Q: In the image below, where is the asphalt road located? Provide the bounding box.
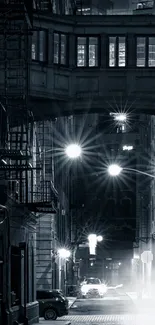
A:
[39,289,155,324]
[68,289,135,315]
[60,289,155,324]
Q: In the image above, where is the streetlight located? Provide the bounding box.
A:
[58,248,71,259]
[114,113,127,122]
[97,235,103,242]
[108,164,155,178]
[108,164,122,177]
[110,113,127,122]
[65,143,82,159]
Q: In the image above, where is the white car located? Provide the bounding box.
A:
[80,277,107,298]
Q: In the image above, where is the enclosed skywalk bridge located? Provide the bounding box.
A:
[29,13,155,119]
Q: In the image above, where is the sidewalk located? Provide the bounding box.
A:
[126,291,155,312]
[38,321,71,325]
[127,291,154,301]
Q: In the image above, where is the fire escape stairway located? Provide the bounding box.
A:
[0,1,35,206]
[0,1,58,212]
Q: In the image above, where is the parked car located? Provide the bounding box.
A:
[37,290,69,320]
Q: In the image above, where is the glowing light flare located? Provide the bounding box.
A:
[65,143,82,159]
[89,245,96,255]
[81,284,107,295]
[110,112,127,122]
[108,164,123,176]
[97,235,103,242]
[58,248,71,259]
[114,113,127,122]
[88,234,98,245]
[134,254,140,260]
[88,234,98,255]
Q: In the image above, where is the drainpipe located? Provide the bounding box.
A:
[19,242,28,325]
[0,205,10,325]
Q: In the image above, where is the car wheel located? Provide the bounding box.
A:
[44,308,57,320]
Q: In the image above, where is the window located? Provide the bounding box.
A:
[149,37,155,67]
[54,33,67,65]
[31,30,47,62]
[77,37,86,66]
[77,36,98,67]
[109,37,116,67]
[118,37,126,67]
[109,36,126,67]
[89,37,98,66]
[136,37,146,67]
[136,36,155,67]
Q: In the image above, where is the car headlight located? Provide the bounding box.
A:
[81,285,88,294]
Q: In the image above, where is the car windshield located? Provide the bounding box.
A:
[87,278,101,284]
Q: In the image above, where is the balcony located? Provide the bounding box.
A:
[27,180,58,213]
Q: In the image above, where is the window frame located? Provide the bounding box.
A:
[76,35,100,68]
[148,36,155,67]
[108,35,127,68]
[136,35,147,68]
[136,35,155,68]
[31,28,48,63]
[53,31,69,66]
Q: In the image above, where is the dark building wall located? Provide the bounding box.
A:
[0,203,39,325]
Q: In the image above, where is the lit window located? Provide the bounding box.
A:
[136,37,146,67]
[77,36,99,67]
[109,36,126,67]
[77,37,87,66]
[32,43,36,60]
[31,30,47,62]
[123,145,133,151]
[89,37,98,67]
[118,37,126,67]
[61,34,67,64]
[148,37,155,67]
[54,33,67,65]
[54,33,59,64]
[109,37,116,67]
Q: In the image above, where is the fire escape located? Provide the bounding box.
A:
[0,0,57,214]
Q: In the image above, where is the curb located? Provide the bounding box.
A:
[39,321,71,325]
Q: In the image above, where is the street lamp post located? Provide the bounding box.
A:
[65,143,82,291]
[58,249,71,295]
[108,163,154,298]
